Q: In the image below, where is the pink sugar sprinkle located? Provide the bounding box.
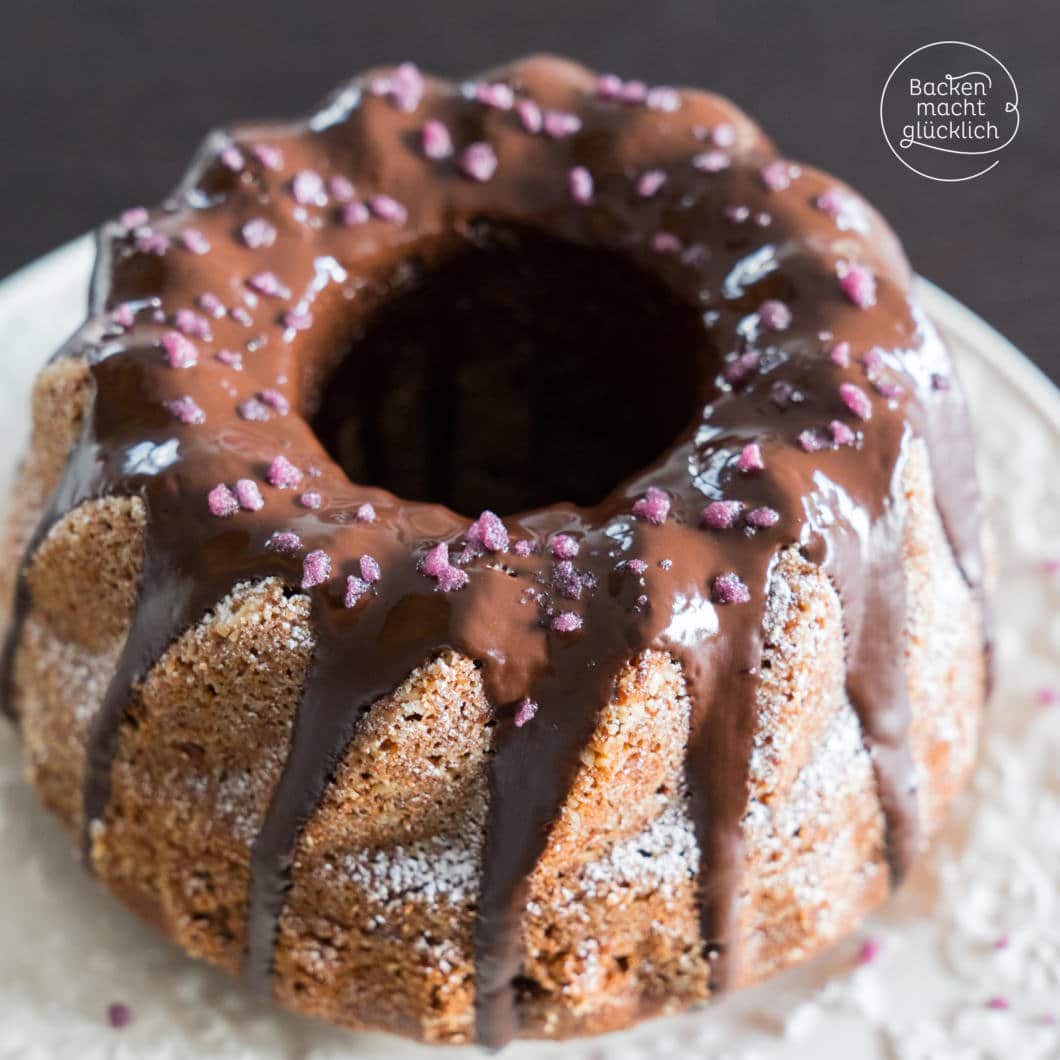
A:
[856,937,881,965]
[724,350,761,385]
[693,149,731,173]
[711,572,751,605]
[356,502,376,523]
[712,122,737,147]
[135,230,170,255]
[544,110,581,138]
[475,81,515,110]
[267,454,302,488]
[816,187,857,223]
[1037,686,1059,707]
[863,346,885,374]
[120,206,148,229]
[359,554,381,583]
[161,331,198,369]
[421,120,453,160]
[328,175,355,202]
[208,484,239,518]
[551,611,583,633]
[341,200,370,226]
[514,697,539,727]
[420,542,451,577]
[646,86,680,112]
[517,98,543,133]
[174,308,212,340]
[553,560,586,601]
[234,479,264,511]
[596,73,624,99]
[241,217,277,248]
[291,169,326,206]
[165,395,205,425]
[301,549,331,589]
[283,309,314,331]
[681,243,708,266]
[986,997,1010,1011]
[267,530,302,553]
[390,62,424,112]
[299,491,322,509]
[637,169,667,197]
[1042,557,1060,575]
[420,542,468,591]
[467,510,509,552]
[198,292,225,317]
[626,558,648,575]
[568,166,594,204]
[181,228,211,255]
[620,79,647,103]
[633,486,671,525]
[461,142,498,182]
[798,428,831,453]
[113,302,135,328]
[761,160,798,191]
[433,565,468,592]
[759,299,792,331]
[513,539,535,557]
[238,397,270,421]
[737,442,765,473]
[248,271,290,298]
[550,534,580,559]
[830,341,852,367]
[216,348,244,370]
[251,143,283,170]
[873,378,905,401]
[838,262,877,308]
[829,419,856,446]
[259,388,290,415]
[344,575,370,607]
[651,231,682,254]
[107,1003,132,1030]
[220,145,245,171]
[839,382,873,420]
[746,506,780,529]
[703,500,744,530]
[370,194,407,224]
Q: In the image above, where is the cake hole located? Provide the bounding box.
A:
[310,223,712,515]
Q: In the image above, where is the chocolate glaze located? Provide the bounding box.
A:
[0,56,986,1048]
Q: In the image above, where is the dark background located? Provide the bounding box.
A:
[2,1,1057,381]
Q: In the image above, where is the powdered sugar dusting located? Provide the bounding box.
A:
[579,802,699,900]
[338,824,483,910]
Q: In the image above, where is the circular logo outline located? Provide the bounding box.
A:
[879,40,1020,183]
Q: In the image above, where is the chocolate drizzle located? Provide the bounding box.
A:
[0,57,987,1047]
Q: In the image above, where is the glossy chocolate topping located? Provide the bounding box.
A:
[1,56,986,1048]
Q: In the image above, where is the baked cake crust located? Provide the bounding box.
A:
[0,56,987,1045]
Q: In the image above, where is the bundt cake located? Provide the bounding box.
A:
[0,56,989,1046]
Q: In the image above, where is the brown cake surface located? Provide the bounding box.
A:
[0,56,987,1046]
